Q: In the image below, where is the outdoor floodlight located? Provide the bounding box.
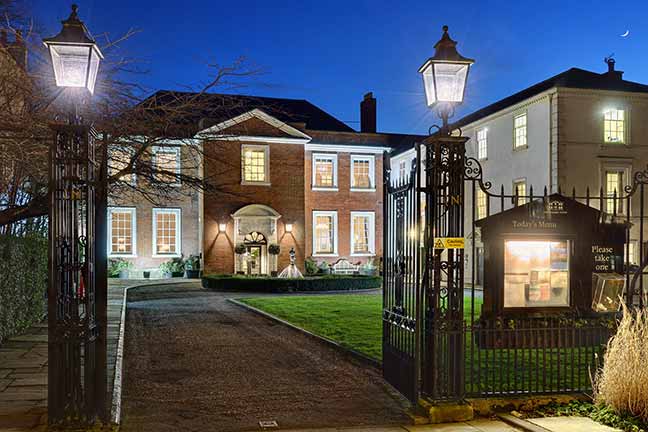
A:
[285,223,293,233]
[219,223,227,233]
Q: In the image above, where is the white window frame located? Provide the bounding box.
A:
[626,240,637,265]
[312,153,338,191]
[153,146,181,186]
[152,208,182,258]
[477,128,488,160]
[107,207,137,257]
[603,167,630,215]
[109,146,136,186]
[399,160,407,180]
[603,108,626,144]
[312,210,338,257]
[350,211,375,256]
[241,144,270,186]
[350,154,376,192]
[513,178,527,206]
[513,112,528,150]
[476,189,488,219]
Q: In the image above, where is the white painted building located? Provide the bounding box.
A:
[391,60,648,285]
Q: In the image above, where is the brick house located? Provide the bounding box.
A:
[109,92,422,275]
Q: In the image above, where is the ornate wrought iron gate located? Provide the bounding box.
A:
[383,156,420,402]
[384,133,648,404]
[48,123,107,424]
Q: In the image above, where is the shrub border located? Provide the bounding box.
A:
[201,274,382,293]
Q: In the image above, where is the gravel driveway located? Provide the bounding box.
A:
[120,284,410,432]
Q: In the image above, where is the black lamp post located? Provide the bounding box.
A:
[418,26,474,399]
[418,25,474,133]
[45,4,107,426]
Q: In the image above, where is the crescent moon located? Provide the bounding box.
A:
[621,30,630,37]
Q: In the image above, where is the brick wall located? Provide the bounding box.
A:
[202,121,306,274]
[304,151,383,266]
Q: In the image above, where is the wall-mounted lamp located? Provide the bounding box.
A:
[285,223,293,233]
[219,223,227,233]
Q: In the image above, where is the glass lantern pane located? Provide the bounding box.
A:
[433,62,469,103]
[86,48,101,94]
[49,44,91,88]
[421,64,436,107]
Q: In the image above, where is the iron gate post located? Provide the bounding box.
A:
[421,134,469,401]
[48,121,105,426]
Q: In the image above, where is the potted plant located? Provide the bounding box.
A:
[318,261,331,275]
[108,258,133,279]
[185,254,201,279]
[268,244,280,277]
[160,256,185,278]
[235,243,247,275]
[143,270,151,279]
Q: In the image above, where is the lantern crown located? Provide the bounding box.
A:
[430,25,473,65]
[43,5,99,48]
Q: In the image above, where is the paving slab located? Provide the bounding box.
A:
[528,416,621,432]
[406,423,480,432]
[466,418,524,432]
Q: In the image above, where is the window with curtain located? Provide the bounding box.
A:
[153,208,181,256]
[351,212,375,255]
[242,145,268,183]
[109,208,135,256]
[351,155,374,189]
[604,109,625,143]
[313,211,337,255]
[313,154,337,188]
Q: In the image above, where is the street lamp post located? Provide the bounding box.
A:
[419,26,474,400]
[45,4,108,426]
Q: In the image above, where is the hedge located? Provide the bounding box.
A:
[0,235,47,345]
[201,274,382,293]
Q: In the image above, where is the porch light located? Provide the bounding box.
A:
[285,223,293,233]
[419,25,473,108]
[219,223,227,233]
[43,4,103,94]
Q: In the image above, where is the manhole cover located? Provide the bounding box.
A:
[259,420,279,429]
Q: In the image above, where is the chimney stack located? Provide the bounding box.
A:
[604,56,623,81]
[360,92,377,133]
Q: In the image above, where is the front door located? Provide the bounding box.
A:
[246,246,262,275]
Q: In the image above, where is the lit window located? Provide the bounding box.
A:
[504,240,570,308]
[153,146,181,185]
[605,170,625,214]
[313,211,337,255]
[627,242,637,265]
[476,189,487,219]
[351,212,375,255]
[241,145,269,184]
[351,155,375,190]
[109,147,136,185]
[514,113,527,149]
[513,179,527,206]
[153,208,181,257]
[399,160,407,181]
[604,109,625,144]
[312,154,337,189]
[477,128,488,160]
[108,208,136,256]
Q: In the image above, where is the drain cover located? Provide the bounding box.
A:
[259,420,279,429]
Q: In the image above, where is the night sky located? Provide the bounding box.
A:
[32,0,648,135]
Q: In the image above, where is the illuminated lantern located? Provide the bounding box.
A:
[419,25,474,108]
[43,4,103,94]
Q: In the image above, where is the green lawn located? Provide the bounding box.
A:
[239,293,607,395]
[239,294,481,360]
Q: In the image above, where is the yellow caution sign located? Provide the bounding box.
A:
[433,237,465,249]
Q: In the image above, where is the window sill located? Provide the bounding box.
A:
[108,253,137,258]
[153,253,182,258]
[351,188,376,193]
[512,145,528,152]
[312,187,339,192]
[351,252,375,257]
[478,157,488,162]
[241,181,271,187]
[313,253,338,257]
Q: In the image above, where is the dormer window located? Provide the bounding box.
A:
[604,109,625,144]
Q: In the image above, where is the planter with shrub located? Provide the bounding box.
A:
[184,254,201,278]
[108,258,134,279]
[202,274,381,293]
[159,256,185,278]
[268,244,280,276]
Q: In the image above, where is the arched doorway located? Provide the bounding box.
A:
[232,204,281,274]
[242,231,267,275]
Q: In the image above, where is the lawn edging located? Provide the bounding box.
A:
[202,274,381,293]
[228,298,381,369]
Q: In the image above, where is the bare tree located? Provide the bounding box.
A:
[0,2,265,232]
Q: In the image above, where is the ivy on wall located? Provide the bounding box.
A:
[0,235,47,345]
